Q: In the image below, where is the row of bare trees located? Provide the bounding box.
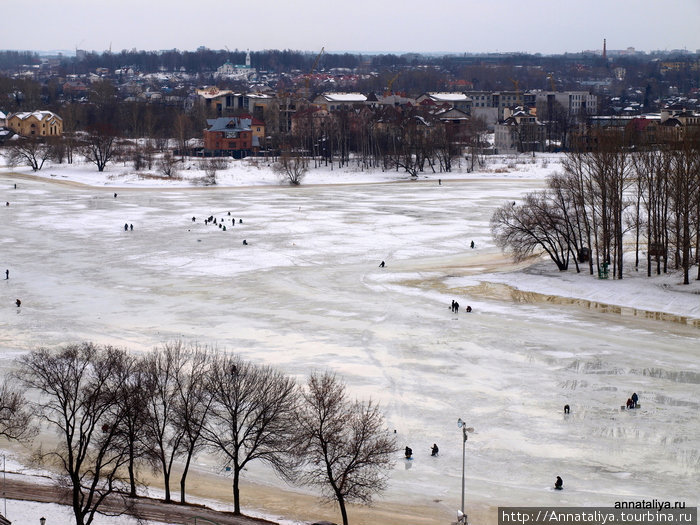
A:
[492,130,700,283]
[283,106,488,176]
[1,341,396,525]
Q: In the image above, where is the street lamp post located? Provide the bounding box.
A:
[457,418,474,524]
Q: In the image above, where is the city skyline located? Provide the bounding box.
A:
[3,0,700,56]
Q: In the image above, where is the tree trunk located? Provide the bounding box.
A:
[233,467,241,515]
[337,492,349,525]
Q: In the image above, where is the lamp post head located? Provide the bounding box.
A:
[40,518,46,525]
[457,419,474,442]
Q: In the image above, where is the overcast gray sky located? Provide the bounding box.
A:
[4,0,700,55]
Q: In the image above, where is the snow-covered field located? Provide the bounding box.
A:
[0,153,698,525]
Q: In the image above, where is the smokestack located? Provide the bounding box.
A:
[603,38,607,60]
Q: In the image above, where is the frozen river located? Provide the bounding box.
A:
[1,174,698,524]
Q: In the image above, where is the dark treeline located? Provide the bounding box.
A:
[492,130,700,284]
[0,50,40,69]
[66,49,392,75]
[1,341,397,525]
[280,103,488,175]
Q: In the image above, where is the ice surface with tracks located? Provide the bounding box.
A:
[0,161,698,522]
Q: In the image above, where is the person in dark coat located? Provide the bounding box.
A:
[555,476,563,490]
[466,305,472,312]
[379,261,385,267]
[631,393,638,408]
[124,223,128,231]
[15,299,21,307]
[405,446,413,459]
[5,269,8,280]
[564,404,570,414]
[431,443,439,456]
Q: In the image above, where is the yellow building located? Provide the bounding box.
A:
[7,111,63,137]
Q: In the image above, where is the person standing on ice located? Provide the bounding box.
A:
[379,261,385,267]
[555,476,563,490]
[5,269,8,279]
[431,444,439,456]
[470,240,475,249]
[451,300,455,312]
[631,392,638,408]
[405,446,413,459]
[626,398,633,409]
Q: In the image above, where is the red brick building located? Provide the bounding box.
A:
[203,117,254,157]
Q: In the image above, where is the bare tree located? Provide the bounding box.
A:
[7,137,52,171]
[158,151,179,178]
[491,191,574,271]
[203,354,299,515]
[274,151,308,185]
[295,372,397,525]
[173,344,213,504]
[201,157,228,185]
[83,124,119,172]
[141,341,188,503]
[0,381,35,441]
[15,343,132,525]
[113,353,150,498]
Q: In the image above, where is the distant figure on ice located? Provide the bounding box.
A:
[626,398,634,409]
[5,202,9,206]
[192,216,196,222]
[228,211,231,216]
[15,299,21,307]
[438,179,441,185]
[130,224,133,231]
[379,261,385,268]
[454,301,460,313]
[114,193,117,198]
[555,476,563,490]
[451,300,456,312]
[405,446,413,459]
[243,239,248,245]
[431,443,439,456]
[5,269,8,279]
[564,404,570,414]
[124,223,128,231]
[239,218,242,223]
[470,240,475,249]
[466,305,472,313]
[631,392,638,408]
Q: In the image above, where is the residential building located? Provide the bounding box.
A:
[494,107,545,153]
[416,93,472,113]
[196,88,273,119]
[203,117,254,157]
[7,111,63,137]
[536,91,598,116]
[312,93,367,111]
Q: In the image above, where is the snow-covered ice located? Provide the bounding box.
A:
[0,154,698,524]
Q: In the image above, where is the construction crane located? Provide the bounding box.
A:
[385,71,401,96]
[546,73,556,91]
[510,78,522,107]
[305,46,325,92]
